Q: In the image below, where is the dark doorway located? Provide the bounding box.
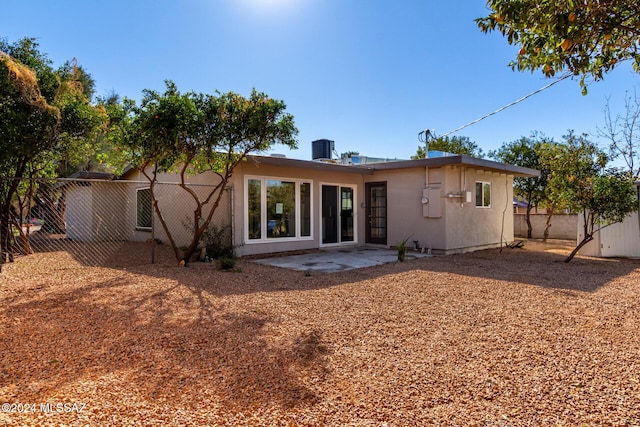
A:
[366,182,387,245]
[322,185,338,244]
[322,184,356,245]
[340,187,354,242]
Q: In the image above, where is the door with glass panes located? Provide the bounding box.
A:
[321,185,355,244]
[365,182,387,245]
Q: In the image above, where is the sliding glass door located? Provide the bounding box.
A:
[322,184,355,245]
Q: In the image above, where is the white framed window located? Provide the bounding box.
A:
[475,181,491,208]
[245,176,312,243]
[136,187,152,229]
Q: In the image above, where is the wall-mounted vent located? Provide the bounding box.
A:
[312,139,334,160]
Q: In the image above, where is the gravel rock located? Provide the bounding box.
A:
[1,240,638,426]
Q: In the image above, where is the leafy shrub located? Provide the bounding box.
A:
[218,256,236,271]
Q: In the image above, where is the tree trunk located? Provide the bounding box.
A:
[0,208,8,272]
[180,184,227,267]
[180,210,203,267]
[0,163,30,270]
[542,212,553,243]
[0,203,17,269]
[564,235,593,263]
[151,193,180,263]
[0,199,16,269]
[11,217,32,255]
[525,204,533,238]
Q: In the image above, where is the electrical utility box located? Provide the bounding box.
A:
[422,187,441,218]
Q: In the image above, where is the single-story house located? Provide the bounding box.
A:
[104,151,539,257]
[578,182,640,258]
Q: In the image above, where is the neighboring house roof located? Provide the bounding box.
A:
[54,170,118,189]
[246,154,540,178]
[513,198,529,208]
[67,171,118,180]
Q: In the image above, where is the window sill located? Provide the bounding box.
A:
[245,236,314,244]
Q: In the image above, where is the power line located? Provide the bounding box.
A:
[430,73,573,139]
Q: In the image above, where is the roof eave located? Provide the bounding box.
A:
[245,155,375,175]
[368,155,540,178]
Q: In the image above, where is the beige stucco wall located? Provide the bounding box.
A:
[65,170,230,248]
[124,171,230,248]
[444,168,514,253]
[365,166,514,254]
[65,185,93,241]
[96,161,522,257]
[65,182,130,242]
[363,167,446,250]
[91,182,129,241]
[514,213,578,240]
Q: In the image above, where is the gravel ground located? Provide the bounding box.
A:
[1,240,639,426]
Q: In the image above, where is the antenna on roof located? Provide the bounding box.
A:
[418,129,435,143]
[418,129,436,157]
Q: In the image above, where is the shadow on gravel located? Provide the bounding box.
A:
[413,243,640,293]
[2,240,639,423]
[0,275,330,412]
[10,237,640,295]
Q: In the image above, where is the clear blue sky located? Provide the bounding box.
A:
[2,0,639,161]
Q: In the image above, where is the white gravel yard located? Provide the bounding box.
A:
[1,240,639,426]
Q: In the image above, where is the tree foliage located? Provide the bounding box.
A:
[476,0,640,93]
[107,81,298,265]
[412,135,484,159]
[540,132,638,262]
[490,135,552,238]
[0,37,106,269]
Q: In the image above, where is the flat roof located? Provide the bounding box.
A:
[245,155,375,175]
[247,154,540,178]
[368,155,540,177]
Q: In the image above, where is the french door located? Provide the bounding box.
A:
[365,182,387,245]
[321,185,355,245]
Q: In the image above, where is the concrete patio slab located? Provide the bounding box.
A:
[252,247,431,273]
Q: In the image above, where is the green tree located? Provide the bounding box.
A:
[0,37,106,268]
[340,151,359,160]
[535,140,572,242]
[57,58,95,100]
[490,135,552,239]
[107,81,298,266]
[412,135,484,159]
[542,132,638,262]
[476,1,640,93]
[1,47,59,267]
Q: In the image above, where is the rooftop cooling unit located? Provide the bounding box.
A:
[312,139,334,160]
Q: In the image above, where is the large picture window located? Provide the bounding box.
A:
[267,180,296,238]
[475,181,491,208]
[246,177,312,242]
[136,188,152,229]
